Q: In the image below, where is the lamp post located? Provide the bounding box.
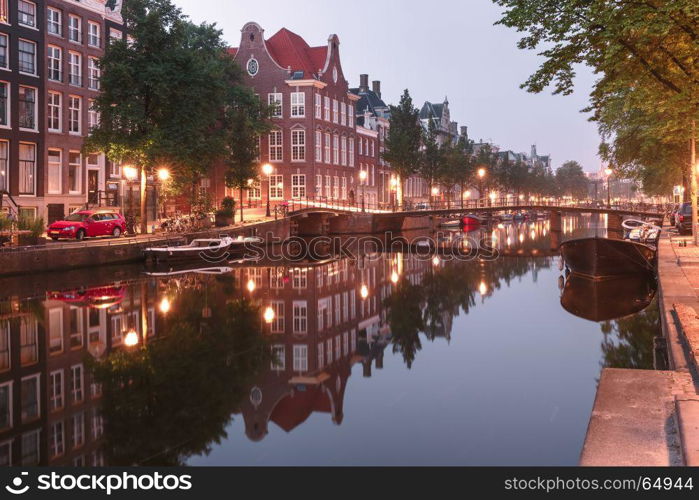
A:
[390,176,398,212]
[156,168,170,220]
[431,186,439,209]
[123,165,138,225]
[359,169,367,212]
[605,167,613,209]
[478,168,486,207]
[262,163,273,217]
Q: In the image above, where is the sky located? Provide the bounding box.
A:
[173,0,602,173]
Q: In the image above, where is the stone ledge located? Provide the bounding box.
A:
[675,398,699,466]
[672,303,699,369]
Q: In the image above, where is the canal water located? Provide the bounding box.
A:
[0,215,662,466]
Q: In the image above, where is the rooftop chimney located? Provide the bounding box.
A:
[460,126,468,139]
[359,74,369,92]
[372,80,381,98]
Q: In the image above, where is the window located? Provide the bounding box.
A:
[291,174,305,199]
[342,177,347,199]
[69,96,81,134]
[333,134,339,164]
[21,430,39,466]
[20,374,39,422]
[69,307,83,348]
[268,130,282,161]
[88,57,100,89]
[48,92,61,132]
[0,34,7,69]
[69,15,81,43]
[315,174,321,197]
[0,321,8,371]
[349,138,355,167]
[47,7,61,36]
[109,28,122,43]
[71,364,83,403]
[88,21,100,47]
[270,301,284,334]
[72,412,85,448]
[69,52,81,86]
[268,93,282,118]
[18,39,36,75]
[269,174,282,200]
[324,174,331,198]
[323,96,330,121]
[292,345,308,372]
[341,136,347,166]
[48,45,62,81]
[291,129,305,161]
[18,143,35,195]
[271,345,285,370]
[314,93,321,119]
[332,99,338,123]
[68,152,81,193]
[0,382,11,430]
[314,130,322,161]
[292,301,307,333]
[290,91,305,117]
[349,102,354,125]
[317,342,324,368]
[49,370,63,411]
[248,180,260,200]
[18,0,35,28]
[48,309,63,354]
[88,99,99,131]
[18,86,36,129]
[292,268,307,289]
[341,102,347,126]
[333,176,339,199]
[0,82,7,126]
[323,132,330,163]
[49,421,64,457]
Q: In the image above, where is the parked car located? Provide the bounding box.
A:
[414,202,430,210]
[47,210,126,241]
[675,202,693,235]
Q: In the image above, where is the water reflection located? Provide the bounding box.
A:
[0,215,660,466]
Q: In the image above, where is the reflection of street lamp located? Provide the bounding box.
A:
[262,163,273,217]
[390,271,399,284]
[264,306,275,324]
[604,167,613,208]
[432,255,440,267]
[359,170,367,212]
[159,297,171,314]
[124,328,139,347]
[390,176,398,212]
[246,279,256,293]
[478,281,487,295]
[360,284,369,299]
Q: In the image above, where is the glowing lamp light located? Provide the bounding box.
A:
[478,168,486,179]
[479,281,488,295]
[246,279,256,293]
[247,178,254,186]
[157,168,170,181]
[159,297,171,314]
[360,285,369,299]
[519,194,525,200]
[463,190,471,199]
[359,170,368,182]
[390,271,399,284]
[432,256,440,266]
[262,163,274,176]
[604,168,613,176]
[489,192,496,201]
[123,165,138,181]
[390,177,398,188]
[263,306,275,324]
[431,187,439,196]
[124,329,139,347]
[519,233,525,243]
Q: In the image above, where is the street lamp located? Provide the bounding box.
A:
[264,306,275,324]
[124,328,139,347]
[478,168,486,206]
[122,165,138,220]
[158,297,171,314]
[604,167,613,209]
[359,170,367,212]
[262,163,273,217]
[157,168,170,182]
[156,168,170,220]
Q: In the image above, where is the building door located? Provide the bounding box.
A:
[88,170,99,205]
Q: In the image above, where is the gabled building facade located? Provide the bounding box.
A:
[220,23,360,210]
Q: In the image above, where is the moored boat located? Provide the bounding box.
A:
[439,219,462,228]
[145,236,238,263]
[461,214,482,228]
[560,236,657,279]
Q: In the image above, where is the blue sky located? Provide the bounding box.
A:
[174,0,601,172]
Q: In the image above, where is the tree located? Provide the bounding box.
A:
[438,138,472,209]
[86,0,235,232]
[473,144,498,202]
[494,0,698,237]
[555,161,589,199]
[222,89,273,223]
[383,90,423,208]
[384,278,424,369]
[419,116,444,207]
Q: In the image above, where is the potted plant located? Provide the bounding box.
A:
[215,197,236,227]
[18,216,46,246]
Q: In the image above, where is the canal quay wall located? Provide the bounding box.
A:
[581,231,699,466]
[0,213,436,277]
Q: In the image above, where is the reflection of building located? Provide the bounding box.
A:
[0,280,155,465]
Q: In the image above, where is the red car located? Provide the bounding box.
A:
[47,210,126,241]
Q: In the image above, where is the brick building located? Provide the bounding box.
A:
[218,23,361,211]
[0,0,123,224]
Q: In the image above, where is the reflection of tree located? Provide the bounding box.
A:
[599,299,659,370]
[90,285,269,465]
[384,278,424,369]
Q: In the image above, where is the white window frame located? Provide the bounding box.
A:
[69,95,81,135]
[341,136,347,166]
[290,91,305,117]
[271,344,285,370]
[291,129,305,161]
[69,52,81,87]
[68,151,81,194]
[341,102,347,126]
[18,85,37,131]
[0,81,9,128]
[88,57,100,90]
[0,34,8,70]
[71,364,83,403]
[268,130,282,162]
[49,369,64,411]
[68,15,81,44]
[18,142,36,196]
[349,137,355,167]
[268,92,282,118]
[323,96,330,121]
[47,7,62,36]
[323,132,330,163]
[292,301,307,334]
[333,133,339,164]
[314,93,321,119]
[17,39,36,76]
[47,45,62,82]
[88,21,100,47]
[17,0,36,28]
[269,174,283,200]
[88,99,99,131]
[291,174,305,199]
[270,301,284,334]
[293,345,308,372]
[314,130,322,162]
[48,91,61,132]
[20,373,39,422]
[332,99,338,123]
